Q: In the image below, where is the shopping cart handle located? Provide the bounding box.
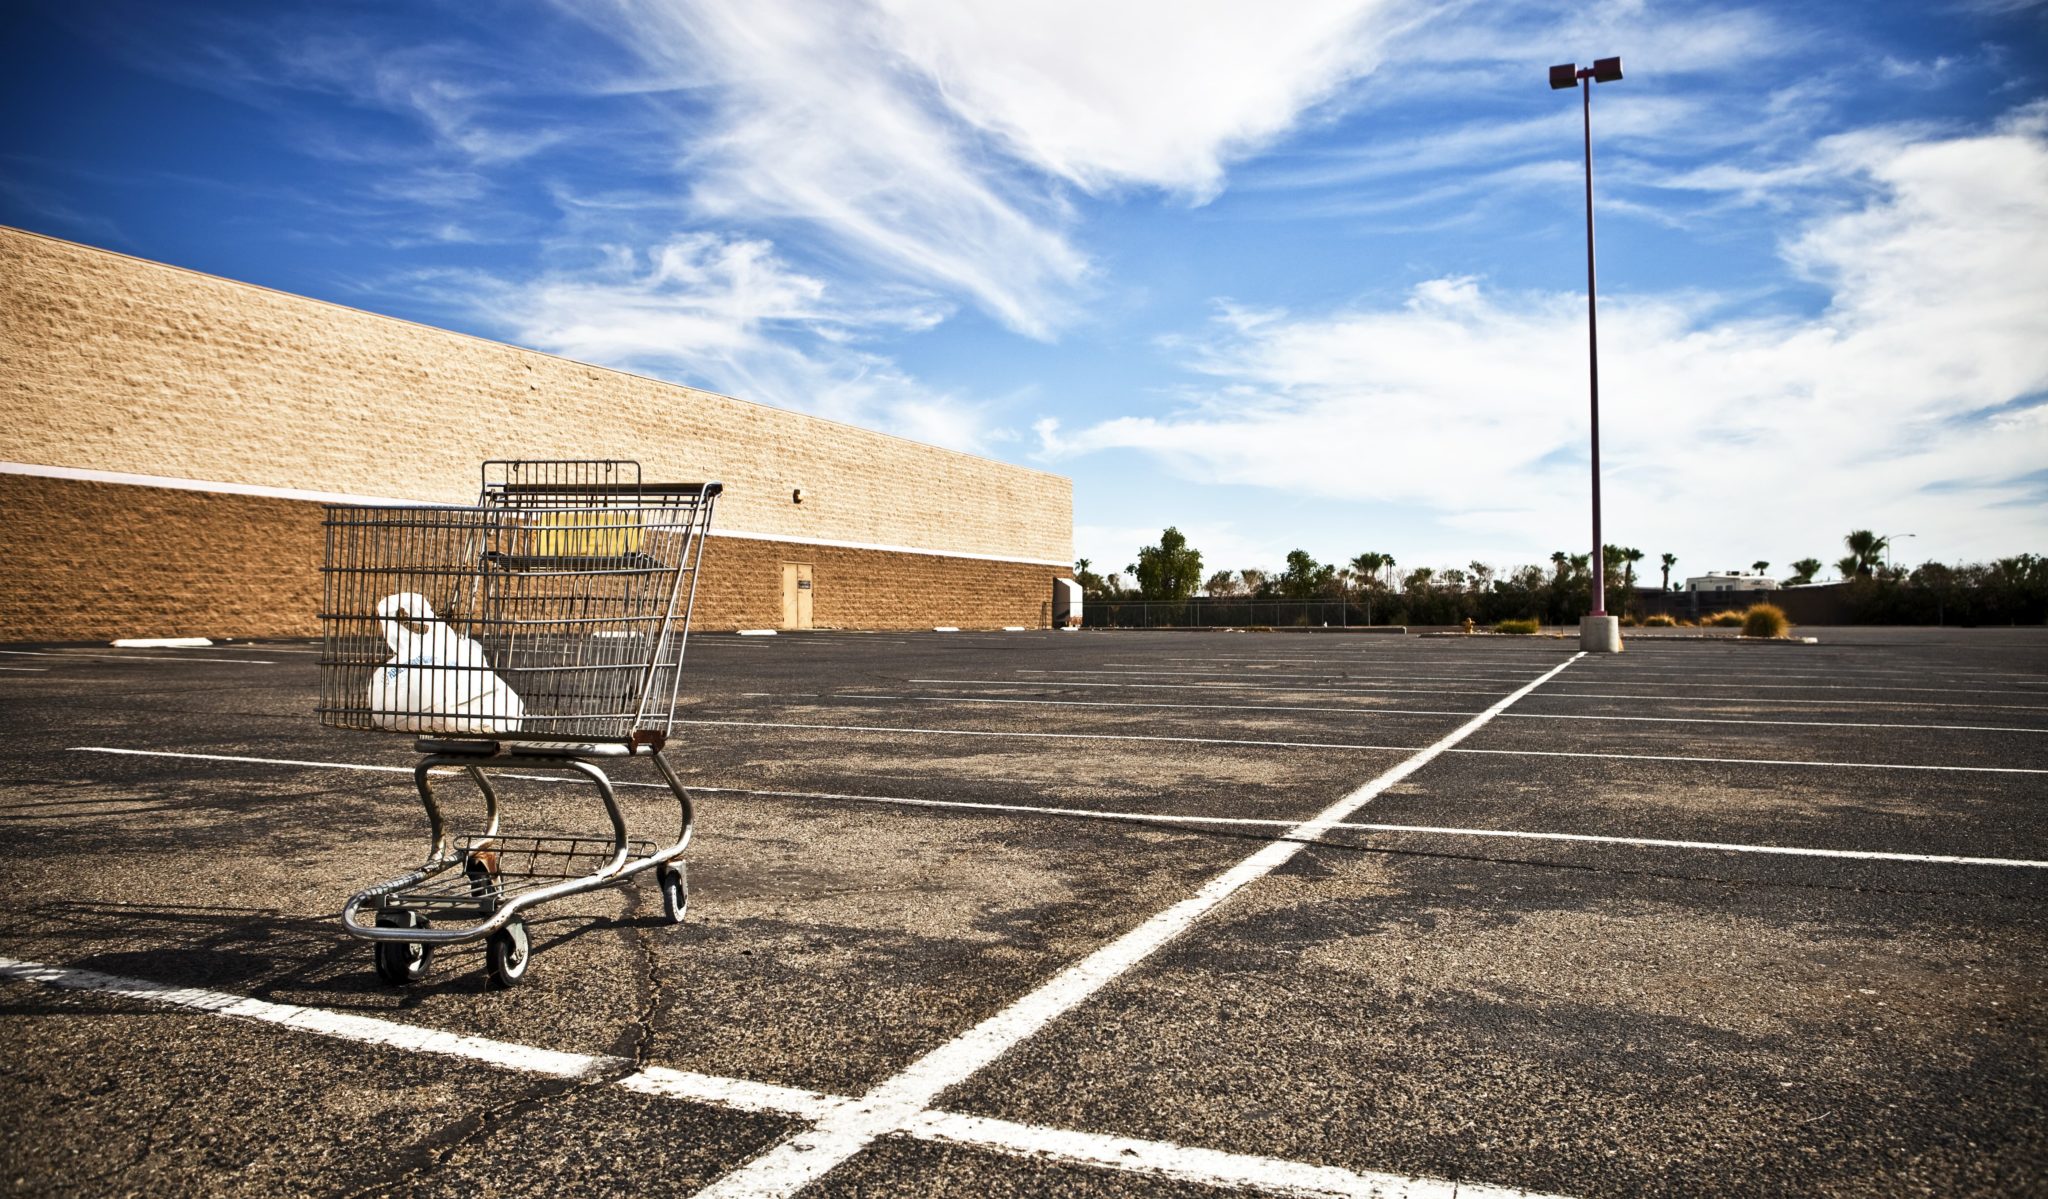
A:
[487,481,723,499]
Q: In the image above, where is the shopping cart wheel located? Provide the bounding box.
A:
[373,910,434,986]
[658,863,689,924]
[486,919,530,988]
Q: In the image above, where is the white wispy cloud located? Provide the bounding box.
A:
[449,231,992,451]
[877,0,1407,198]
[560,0,1414,336]
[1040,108,2048,567]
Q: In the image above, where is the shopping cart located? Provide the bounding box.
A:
[320,461,721,987]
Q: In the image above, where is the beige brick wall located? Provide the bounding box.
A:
[0,227,1070,564]
[1,474,1061,640]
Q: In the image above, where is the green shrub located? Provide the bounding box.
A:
[1493,618,1540,635]
[1641,613,1677,627]
[1743,603,1790,638]
[1704,610,1746,627]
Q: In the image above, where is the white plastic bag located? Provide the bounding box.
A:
[370,592,525,734]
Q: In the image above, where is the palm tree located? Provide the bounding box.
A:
[1752,560,1770,576]
[1660,552,1677,591]
[1382,555,1398,590]
[1787,558,1822,585]
[1350,552,1388,587]
[1551,550,1568,582]
[1349,553,1389,624]
[1622,547,1644,589]
[1843,530,1888,577]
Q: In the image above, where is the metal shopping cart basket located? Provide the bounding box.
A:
[320,460,721,987]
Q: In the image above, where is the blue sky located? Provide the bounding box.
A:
[6,0,2045,583]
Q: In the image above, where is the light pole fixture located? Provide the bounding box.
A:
[1551,55,1623,649]
[1886,532,1916,574]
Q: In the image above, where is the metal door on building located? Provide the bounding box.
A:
[781,563,814,629]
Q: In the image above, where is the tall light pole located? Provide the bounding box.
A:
[1885,533,1916,574]
[1551,56,1623,651]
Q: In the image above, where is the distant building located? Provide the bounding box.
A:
[1685,571,1780,593]
[1,228,1073,639]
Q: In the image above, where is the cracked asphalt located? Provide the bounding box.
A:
[1,626,2043,1197]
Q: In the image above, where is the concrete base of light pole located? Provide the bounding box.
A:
[1580,615,1623,653]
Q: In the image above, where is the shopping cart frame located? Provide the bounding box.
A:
[323,461,721,987]
[338,738,695,986]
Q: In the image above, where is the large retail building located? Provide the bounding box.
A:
[0,227,1072,640]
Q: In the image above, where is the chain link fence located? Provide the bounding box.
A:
[1083,599,1386,629]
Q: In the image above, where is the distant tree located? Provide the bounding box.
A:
[1468,561,1495,592]
[1382,555,1398,589]
[1551,550,1568,582]
[1204,569,1241,597]
[1278,550,1335,599]
[1659,552,1677,591]
[1132,527,1205,602]
[1073,557,1108,597]
[1349,554,1392,624]
[1621,547,1644,589]
[1350,552,1390,598]
[1843,530,1888,577]
[1786,558,1823,585]
[1602,543,1630,601]
[1835,555,1860,581]
[1405,566,1436,589]
[1239,569,1267,596]
[1752,560,1770,576]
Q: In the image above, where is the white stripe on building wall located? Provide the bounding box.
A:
[0,461,1071,568]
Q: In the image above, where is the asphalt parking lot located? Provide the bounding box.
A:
[2,626,2044,1197]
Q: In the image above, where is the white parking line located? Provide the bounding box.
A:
[0,956,1562,1199]
[837,691,2048,739]
[1532,692,2048,713]
[1449,746,2047,775]
[64,747,2048,863]
[1140,658,2048,686]
[905,1109,1544,1198]
[914,677,1500,698]
[898,683,2048,733]
[1003,672,2048,709]
[674,718,1415,754]
[0,957,617,1077]
[0,649,277,665]
[1312,823,2048,868]
[0,666,50,672]
[1505,711,2046,734]
[701,710,2048,751]
[618,1065,842,1121]
[1036,668,1542,685]
[840,692,1469,717]
[71,720,2048,793]
[689,654,1589,1199]
[1016,669,2048,710]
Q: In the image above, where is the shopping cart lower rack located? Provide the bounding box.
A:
[319,460,721,988]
